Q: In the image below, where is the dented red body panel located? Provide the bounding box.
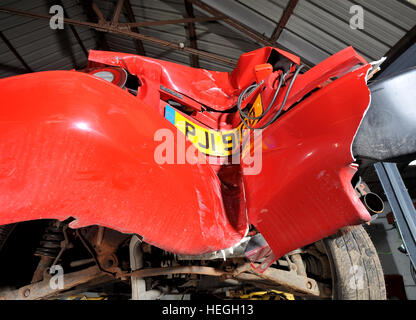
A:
[0,46,372,257]
[0,71,246,254]
[243,65,372,258]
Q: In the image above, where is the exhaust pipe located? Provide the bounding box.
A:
[355,180,384,216]
[362,192,384,215]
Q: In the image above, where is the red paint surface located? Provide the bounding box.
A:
[0,71,246,254]
[243,64,372,257]
[0,46,373,258]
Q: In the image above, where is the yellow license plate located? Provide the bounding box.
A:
[164,95,263,157]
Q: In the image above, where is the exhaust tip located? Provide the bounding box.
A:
[363,193,384,215]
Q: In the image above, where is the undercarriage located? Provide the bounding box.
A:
[0,217,385,300]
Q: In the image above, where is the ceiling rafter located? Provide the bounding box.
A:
[111,0,125,25]
[122,0,145,56]
[0,30,33,73]
[80,1,109,50]
[57,0,88,58]
[118,16,221,28]
[270,0,299,42]
[189,0,312,68]
[190,0,272,46]
[92,2,106,23]
[0,6,237,66]
[184,0,199,68]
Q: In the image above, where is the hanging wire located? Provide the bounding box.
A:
[238,64,305,130]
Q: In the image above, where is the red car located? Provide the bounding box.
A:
[1,45,412,300]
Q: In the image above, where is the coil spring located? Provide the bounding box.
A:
[34,221,64,258]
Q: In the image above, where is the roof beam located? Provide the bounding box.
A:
[79,1,109,50]
[92,2,106,23]
[270,0,299,42]
[184,0,199,67]
[122,0,145,55]
[190,0,271,46]
[189,0,312,68]
[111,0,124,25]
[0,6,236,66]
[0,31,33,73]
[119,16,221,28]
[57,0,88,57]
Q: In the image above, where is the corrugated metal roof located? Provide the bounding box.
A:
[1,0,415,78]
[0,0,96,77]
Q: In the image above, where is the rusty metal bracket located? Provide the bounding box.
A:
[119,263,326,297]
[0,266,109,300]
[0,6,235,66]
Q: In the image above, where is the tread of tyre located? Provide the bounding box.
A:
[323,225,386,300]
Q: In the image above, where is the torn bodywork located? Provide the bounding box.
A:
[0,45,385,268]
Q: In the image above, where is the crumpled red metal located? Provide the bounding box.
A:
[0,45,372,258]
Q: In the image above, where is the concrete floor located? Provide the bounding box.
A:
[365,202,416,300]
